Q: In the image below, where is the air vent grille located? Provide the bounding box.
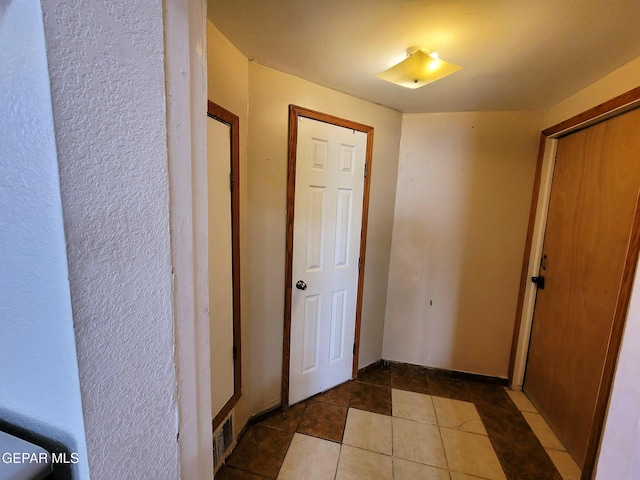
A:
[213,414,234,472]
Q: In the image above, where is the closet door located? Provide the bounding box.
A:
[208,101,241,428]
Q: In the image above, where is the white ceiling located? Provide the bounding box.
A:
[207,0,640,113]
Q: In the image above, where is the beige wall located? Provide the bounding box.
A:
[541,55,640,480]
[383,112,544,377]
[207,20,251,430]
[545,56,640,128]
[247,62,402,413]
[207,22,402,418]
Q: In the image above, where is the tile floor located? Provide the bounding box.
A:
[216,363,581,480]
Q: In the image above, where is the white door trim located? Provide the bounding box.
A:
[510,137,557,389]
[164,1,212,479]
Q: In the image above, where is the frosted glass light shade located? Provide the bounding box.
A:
[377,50,461,89]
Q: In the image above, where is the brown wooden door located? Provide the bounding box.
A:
[524,107,640,467]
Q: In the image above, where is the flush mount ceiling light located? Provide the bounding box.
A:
[377,47,462,89]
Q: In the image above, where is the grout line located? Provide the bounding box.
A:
[333,442,342,480]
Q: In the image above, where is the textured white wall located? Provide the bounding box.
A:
[0,1,89,477]
[598,258,640,479]
[41,1,179,478]
[383,112,543,377]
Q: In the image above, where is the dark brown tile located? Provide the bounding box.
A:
[427,372,472,401]
[356,365,391,387]
[297,400,347,442]
[350,381,392,415]
[488,429,563,480]
[390,362,430,394]
[313,381,353,407]
[216,465,271,480]
[468,384,563,480]
[466,381,512,409]
[260,401,306,432]
[226,425,293,478]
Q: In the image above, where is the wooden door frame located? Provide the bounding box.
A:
[281,105,374,408]
[207,100,242,430]
[508,86,640,479]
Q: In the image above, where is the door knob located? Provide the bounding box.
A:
[296,280,307,290]
[531,276,545,290]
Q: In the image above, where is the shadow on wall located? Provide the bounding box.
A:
[0,413,76,480]
[0,0,9,19]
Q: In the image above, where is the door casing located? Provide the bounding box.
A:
[281,105,374,408]
[509,86,640,480]
[208,100,242,430]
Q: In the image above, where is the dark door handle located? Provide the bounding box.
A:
[296,280,307,290]
[531,276,545,290]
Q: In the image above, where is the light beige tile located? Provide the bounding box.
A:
[547,449,581,480]
[392,389,437,424]
[393,457,450,480]
[277,433,340,480]
[522,411,566,451]
[343,408,392,455]
[441,428,506,480]
[392,417,447,468]
[335,445,393,480]
[433,396,487,435]
[505,389,538,413]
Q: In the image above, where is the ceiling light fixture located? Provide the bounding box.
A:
[377,47,462,89]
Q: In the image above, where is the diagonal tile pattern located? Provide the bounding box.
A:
[391,389,437,424]
[343,409,392,455]
[277,434,340,480]
[392,417,447,468]
[217,362,579,479]
[505,387,582,479]
[432,396,487,435]
[440,428,505,479]
[297,401,347,443]
[349,381,392,415]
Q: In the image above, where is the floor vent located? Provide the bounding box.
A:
[213,414,234,472]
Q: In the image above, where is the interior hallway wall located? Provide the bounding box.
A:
[246,63,402,414]
[383,112,544,377]
[542,55,640,480]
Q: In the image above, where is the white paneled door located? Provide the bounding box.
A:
[289,116,367,405]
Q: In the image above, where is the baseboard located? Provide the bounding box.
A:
[247,404,282,428]
[355,359,383,376]
[378,360,509,386]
